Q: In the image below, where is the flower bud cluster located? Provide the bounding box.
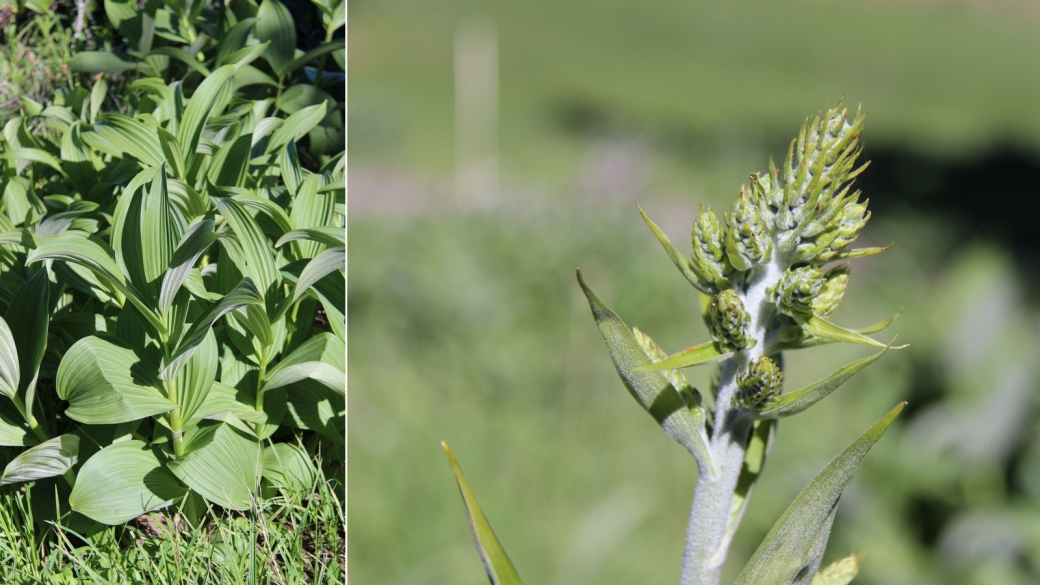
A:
[733,356,783,409]
[751,104,869,263]
[768,265,824,316]
[708,290,755,350]
[812,263,850,317]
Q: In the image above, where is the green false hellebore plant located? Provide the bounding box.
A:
[445,104,905,585]
[0,56,344,525]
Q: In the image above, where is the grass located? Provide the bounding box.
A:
[0,451,344,584]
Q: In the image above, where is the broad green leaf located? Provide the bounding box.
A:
[638,204,710,294]
[634,340,733,372]
[215,18,256,67]
[208,135,252,187]
[0,411,32,446]
[90,78,107,124]
[733,403,905,585]
[290,174,338,257]
[171,329,218,426]
[797,315,891,349]
[287,40,345,73]
[443,442,526,585]
[292,247,344,304]
[69,52,144,74]
[192,381,265,425]
[283,379,342,444]
[160,218,218,314]
[224,42,271,68]
[0,434,78,486]
[147,47,211,77]
[233,194,294,236]
[2,148,65,174]
[28,235,166,336]
[0,317,19,398]
[5,268,50,414]
[4,178,44,226]
[69,440,185,525]
[276,227,344,249]
[168,420,262,510]
[265,103,327,154]
[262,362,343,396]
[811,554,862,585]
[217,198,280,295]
[757,343,893,419]
[88,114,165,167]
[577,270,713,471]
[57,336,175,425]
[276,84,335,115]
[177,65,235,168]
[262,443,316,491]
[255,0,296,77]
[718,419,776,563]
[280,140,304,197]
[162,278,264,380]
[112,164,181,301]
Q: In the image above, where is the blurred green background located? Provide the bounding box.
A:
[349,1,1040,583]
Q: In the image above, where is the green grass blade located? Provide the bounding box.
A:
[442,442,526,585]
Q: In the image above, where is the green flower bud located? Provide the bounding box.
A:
[690,206,733,292]
[755,104,868,258]
[733,356,783,410]
[812,263,850,317]
[633,327,694,399]
[768,265,824,316]
[793,197,870,262]
[708,290,755,350]
[724,186,772,271]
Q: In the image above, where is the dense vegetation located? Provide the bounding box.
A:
[0,0,344,581]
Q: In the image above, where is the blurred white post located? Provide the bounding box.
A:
[454,19,499,209]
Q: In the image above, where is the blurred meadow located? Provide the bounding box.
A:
[349,1,1040,583]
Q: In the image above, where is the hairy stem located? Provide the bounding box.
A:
[680,256,781,585]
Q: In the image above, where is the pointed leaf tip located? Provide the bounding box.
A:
[443,442,526,585]
[734,403,904,585]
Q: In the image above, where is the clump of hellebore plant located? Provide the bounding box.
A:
[443,103,905,585]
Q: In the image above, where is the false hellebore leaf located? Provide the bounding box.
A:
[57,336,174,425]
[69,440,185,525]
[0,434,78,486]
[168,419,263,510]
[0,317,20,399]
[734,403,905,585]
[443,442,526,585]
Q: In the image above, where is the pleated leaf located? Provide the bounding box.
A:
[0,434,78,486]
[88,114,165,167]
[443,442,526,585]
[217,198,280,295]
[734,403,905,585]
[177,65,235,168]
[171,329,218,426]
[168,420,262,510]
[256,0,296,77]
[263,362,344,396]
[5,268,50,414]
[275,227,345,249]
[57,336,175,425]
[265,103,327,154]
[28,236,166,336]
[262,443,316,491]
[577,269,713,472]
[292,247,344,304]
[757,343,894,419]
[161,278,264,381]
[160,218,218,314]
[192,381,266,425]
[0,317,20,399]
[69,440,186,525]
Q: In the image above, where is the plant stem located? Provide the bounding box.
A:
[679,256,781,585]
